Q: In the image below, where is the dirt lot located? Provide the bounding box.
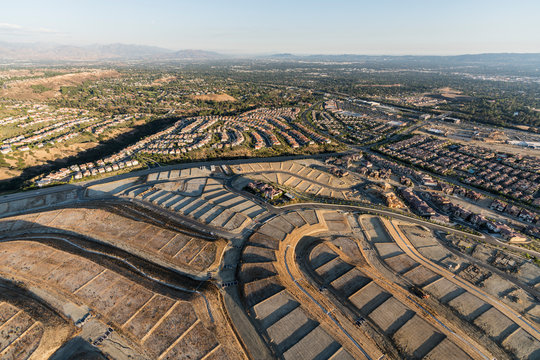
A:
[191,93,236,102]
[1,207,223,275]
[0,240,245,359]
[434,87,471,100]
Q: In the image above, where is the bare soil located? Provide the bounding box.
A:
[191,93,237,102]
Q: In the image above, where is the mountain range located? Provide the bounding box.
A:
[1,41,539,68]
[0,42,225,61]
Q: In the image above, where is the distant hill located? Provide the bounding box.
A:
[0,42,538,68]
[266,52,540,64]
[0,41,228,62]
[263,52,540,75]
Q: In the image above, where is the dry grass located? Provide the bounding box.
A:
[191,93,237,102]
[151,76,176,86]
[0,69,120,100]
[435,87,469,99]
[0,169,22,180]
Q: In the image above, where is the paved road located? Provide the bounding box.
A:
[282,202,485,239]
[356,217,493,360]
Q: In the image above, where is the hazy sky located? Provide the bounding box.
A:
[1,0,539,55]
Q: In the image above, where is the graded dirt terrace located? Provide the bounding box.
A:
[231,160,355,200]
[91,168,268,234]
[0,240,245,360]
[361,215,540,359]
[0,296,73,360]
[1,159,539,360]
[0,206,223,277]
[237,210,366,360]
[304,239,471,360]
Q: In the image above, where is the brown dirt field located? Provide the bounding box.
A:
[437,87,462,96]
[141,301,198,356]
[0,321,44,359]
[0,311,36,351]
[28,208,221,274]
[191,93,237,102]
[124,295,176,339]
[151,76,176,86]
[0,70,120,100]
[433,87,471,100]
[159,235,191,258]
[0,69,46,78]
[0,240,246,359]
[161,321,219,360]
[109,286,154,325]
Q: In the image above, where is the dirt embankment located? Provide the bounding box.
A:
[0,69,120,100]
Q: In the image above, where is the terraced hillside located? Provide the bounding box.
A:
[305,240,470,359]
[1,160,539,360]
[400,224,540,324]
[238,210,363,360]
[360,215,540,359]
[230,161,355,200]
[0,240,245,359]
[0,206,223,277]
[91,168,269,233]
[0,299,71,360]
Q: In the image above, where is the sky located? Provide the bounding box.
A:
[1,0,539,55]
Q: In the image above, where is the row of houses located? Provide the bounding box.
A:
[382,136,540,203]
[36,159,140,186]
[400,188,436,217]
[490,200,538,223]
[429,193,528,243]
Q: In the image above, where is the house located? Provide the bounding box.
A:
[469,214,488,227]
[421,175,437,187]
[499,227,528,243]
[248,181,283,200]
[431,214,451,224]
[453,207,472,221]
[486,221,505,233]
[505,205,521,217]
[466,190,482,201]
[490,199,507,212]
[440,183,454,194]
[430,193,451,212]
[519,209,536,223]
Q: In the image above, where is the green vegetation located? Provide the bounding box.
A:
[30,84,52,93]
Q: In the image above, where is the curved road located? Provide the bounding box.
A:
[385,220,540,340]
[283,245,373,360]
